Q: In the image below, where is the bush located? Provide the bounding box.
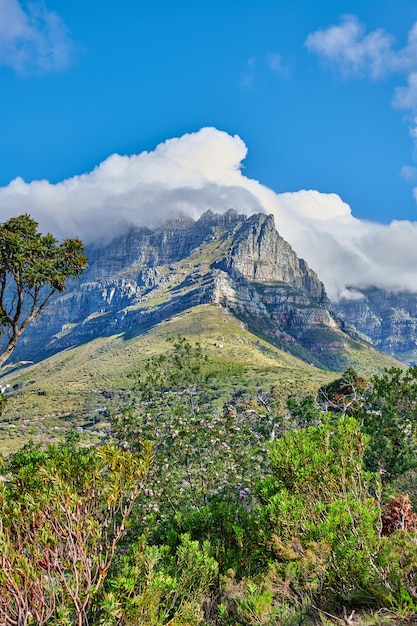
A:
[258,416,382,607]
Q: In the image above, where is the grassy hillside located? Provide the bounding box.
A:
[0,304,401,454]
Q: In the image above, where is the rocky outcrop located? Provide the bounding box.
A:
[334,288,417,364]
[3,210,366,370]
[225,213,327,299]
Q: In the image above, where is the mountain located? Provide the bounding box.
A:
[0,209,401,453]
[334,288,417,365]
[4,209,390,372]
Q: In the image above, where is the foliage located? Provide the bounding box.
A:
[389,469,417,510]
[4,350,417,623]
[112,337,271,517]
[219,564,326,626]
[285,393,322,429]
[0,436,152,625]
[292,366,417,484]
[153,497,263,578]
[0,214,87,368]
[376,531,417,615]
[317,367,369,414]
[358,367,417,482]
[258,416,382,605]
[99,534,218,625]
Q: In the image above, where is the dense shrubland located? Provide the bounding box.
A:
[2,339,417,624]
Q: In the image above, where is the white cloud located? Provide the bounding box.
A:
[401,165,417,180]
[306,16,417,204]
[266,53,289,77]
[2,127,417,300]
[305,15,398,80]
[0,128,262,243]
[0,0,75,74]
[396,22,417,74]
[393,72,417,110]
[305,15,417,80]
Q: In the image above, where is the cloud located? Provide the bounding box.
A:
[401,165,417,180]
[0,0,75,74]
[281,196,417,299]
[305,15,399,80]
[393,72,417,110]
[241,53,289,89]
[266,53,289,77]
[1,127,417,299]
[305,15,417,80]
[305,15,417,111]
[0,128,259,243]
[306,16,417,203]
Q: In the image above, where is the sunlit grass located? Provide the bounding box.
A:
[0,303,400,454]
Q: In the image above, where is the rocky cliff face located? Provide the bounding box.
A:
[209,213,337,349]
[6,210,371,371]
[224,213,326,298]
[334,288,417,365]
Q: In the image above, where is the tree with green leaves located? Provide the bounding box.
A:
[290,367,417,484]
[316,367,369,415]
[360,366,417,483]
[112,337,270,577]
[112,336,270,515]
[0,214,87,368]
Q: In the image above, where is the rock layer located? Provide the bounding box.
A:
[4,210,370,370]
[335,288,417,365]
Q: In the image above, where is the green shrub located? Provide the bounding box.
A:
[258,416,382,607]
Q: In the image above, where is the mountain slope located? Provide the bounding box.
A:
[3,209,392,372]
[0,209,402,453]
[334,288,417,365]
[0,303,399,454]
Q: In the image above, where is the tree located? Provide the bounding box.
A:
[316,367,369,415]
[359,366,417,482]
[292,367,417,484]
[0,214,87,368]
[112,337,270,576]
[112,337,269,515]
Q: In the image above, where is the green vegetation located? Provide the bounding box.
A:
[3,214,416,623]
[0,214,87,368]
[2,338,417,624]
[0,305,338,453]
[0,303,399,453]
[0,434,152,625]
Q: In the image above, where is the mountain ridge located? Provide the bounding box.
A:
[0,209,403,452]
[3,208,396,373]
[335,287,417,365]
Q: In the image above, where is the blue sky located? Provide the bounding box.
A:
[3,0,417,297]
[2,0,417,221]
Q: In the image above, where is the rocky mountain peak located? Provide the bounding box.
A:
[3,210,364,371]
[197,207,242,226]
[217,212,328,302]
